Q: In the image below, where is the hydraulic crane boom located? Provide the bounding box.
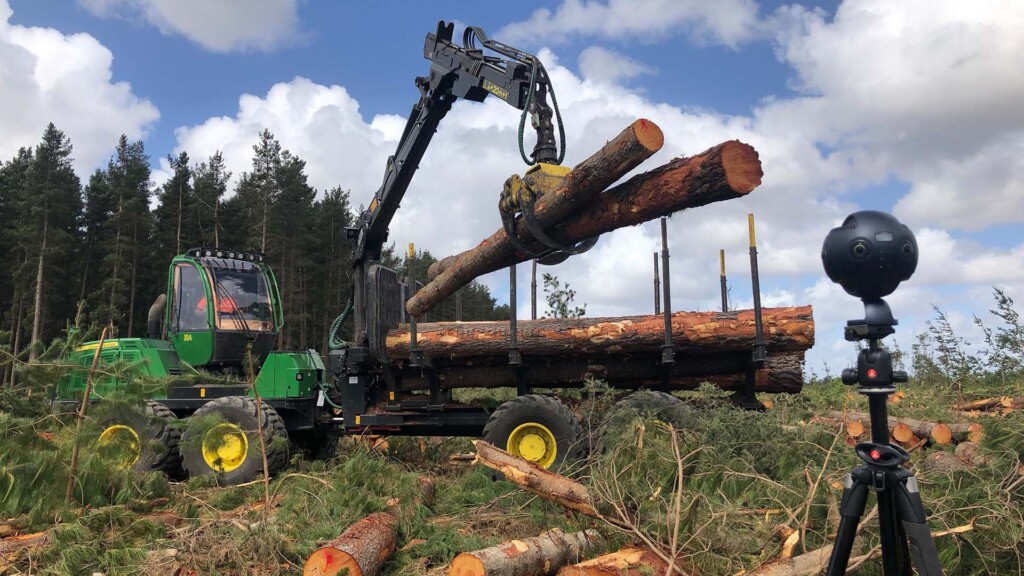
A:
[346,20,564,346]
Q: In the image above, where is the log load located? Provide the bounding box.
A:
[450,529,600,576]
[557,547,672,576]
[388,306,812,393]
[818,411,984,445]
[411,140,763,316]
[389,307,813,358]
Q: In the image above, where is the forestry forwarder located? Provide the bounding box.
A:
[53,21,677,485]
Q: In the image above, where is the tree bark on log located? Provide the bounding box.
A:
[399,351,806,394]
[412,119,663,316]
[303,512,397,576]
[449,529,600,576]
[389,307,813,358]
[557,547,670,576]
[411,140,762,316]
[304,476,434,576]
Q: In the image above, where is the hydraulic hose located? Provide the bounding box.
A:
[327,296,354,351]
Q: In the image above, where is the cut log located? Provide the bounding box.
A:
[449,529,600,576]
[743,544,833,576]
[416,119,663,315]
[400,351,807,394]
[557,547,671,576]
[472,440,607,523]
[303,512,397,576]
[954,396,1024,412]
[411,140,762,316]
[823,411,980,445]
[390,307,813,358]
[304,476,434,576]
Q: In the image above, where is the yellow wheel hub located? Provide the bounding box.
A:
[97,424,141,468]
[202,423,249,472]
[507,422,557,468]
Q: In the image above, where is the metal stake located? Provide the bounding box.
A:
[720,249,728,312]
[408,243,423,367]
[748,215,766,365]
[455,290,462,321]
[531,259,537,320]
[509,264,521,366]
[653,252,661,315]
[660,218,675,366]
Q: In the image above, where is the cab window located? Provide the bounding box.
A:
[171,263,209,332]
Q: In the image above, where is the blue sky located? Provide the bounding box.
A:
[2,0,1022,377]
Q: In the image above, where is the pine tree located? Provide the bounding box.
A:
[234,130,281,253]
[78,169,115,305]
[95,135,153,336]
[312,187,354,351]
[192,151,230,248]
[17,124,82,361]
[0,148,33,385]
[153,151,195,261]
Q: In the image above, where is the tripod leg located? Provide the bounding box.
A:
[825,471,870,576]
[893,473,945,576]
[876,482,913,575]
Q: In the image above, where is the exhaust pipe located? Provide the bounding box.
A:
[147,294,167,339]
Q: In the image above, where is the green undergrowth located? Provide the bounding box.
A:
[1,378,1021,575]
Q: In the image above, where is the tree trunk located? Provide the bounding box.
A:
[8,293,25,387]
[399,351,806,394]
[388,306,813,358]
[450,529,600,576]
[127,223,139,337]
[408,120,666,316]
[303,512,397,576]
[557,547,670,576]
[29,216,46,362]
[412,140,762,316]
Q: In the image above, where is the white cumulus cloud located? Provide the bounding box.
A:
[78,0,301,53]
[498,0,765,49]
[578,46,656,84]
[0,0,158,173]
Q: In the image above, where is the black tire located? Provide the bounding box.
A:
[597,390,693,451]
[96,400,182,475]
[482,394,583,475]
[180,396,289,485]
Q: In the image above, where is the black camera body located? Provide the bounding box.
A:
[822,211,918,341]
[821,210,918,301]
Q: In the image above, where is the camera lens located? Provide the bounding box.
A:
[851,240,869,259]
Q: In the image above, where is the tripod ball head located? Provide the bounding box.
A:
[822,211,917,300]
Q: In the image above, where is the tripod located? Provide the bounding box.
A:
[825,299,944,576]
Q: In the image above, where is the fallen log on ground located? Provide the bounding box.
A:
[449,528,600,576]
[303,512,397,576]
[304,476,435,576]
[472,440,620,526]
[820,411,982,444]
[411,140,762,316]
[389,307,813,358]
[954,396,1024,413]
[557,547,672,576]
[399,351,806,394]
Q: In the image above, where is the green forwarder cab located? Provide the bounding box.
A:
[54,248,330,484]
